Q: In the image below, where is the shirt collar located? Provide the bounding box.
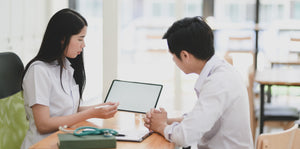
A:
[64,58,72,70]
[50,58,72,70]
[194,55,219,92]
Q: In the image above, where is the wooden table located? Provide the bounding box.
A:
[255,69,300,134]
[30,111,175,149]
[270,59,300,68]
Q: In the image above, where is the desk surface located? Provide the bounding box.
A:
[255,69,300,86]
[30,112,175,149]
[270,59,300,66]
[269,53,300,66]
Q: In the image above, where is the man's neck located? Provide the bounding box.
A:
[194,59,207,74]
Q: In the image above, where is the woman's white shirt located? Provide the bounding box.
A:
[21,59,80,149]
[163,55,254,149]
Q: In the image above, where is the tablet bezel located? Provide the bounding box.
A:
[104,79,163,114]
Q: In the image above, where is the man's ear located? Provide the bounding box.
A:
[180,50,190,61]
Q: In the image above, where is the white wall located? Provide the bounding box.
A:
[102,0,119,99]
[0,0,68,64]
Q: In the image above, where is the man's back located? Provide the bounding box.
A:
[196,57,253,149]
[175,56,254,148]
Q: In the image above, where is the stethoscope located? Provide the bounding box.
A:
[59,125,123,137]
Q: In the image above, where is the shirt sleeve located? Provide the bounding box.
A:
[165,78,228,146]
[23,63,52,107]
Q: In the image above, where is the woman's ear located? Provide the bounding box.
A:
[61,37,66,45]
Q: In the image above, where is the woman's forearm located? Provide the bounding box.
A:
[32,105,94,134]
[32,102,118,134]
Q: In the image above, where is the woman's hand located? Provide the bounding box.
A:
[90,102,119,119]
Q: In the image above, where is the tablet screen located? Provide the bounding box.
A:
[104,80,163,113]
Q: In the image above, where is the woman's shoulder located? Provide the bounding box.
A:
[28,60,58,72]
[31,60,57,67]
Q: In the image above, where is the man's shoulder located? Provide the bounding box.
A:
[207,63,245,89]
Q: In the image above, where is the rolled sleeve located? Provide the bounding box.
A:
[23,64,52,107]
[164,122,180,142]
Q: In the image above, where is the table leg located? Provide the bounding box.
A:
[259,84,265,134]
[267,85,272,103]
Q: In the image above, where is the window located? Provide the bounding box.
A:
[75,0,103,103]
[118,0,203,112]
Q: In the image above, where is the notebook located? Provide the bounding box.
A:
[115,128,152,142]
[104,79,163,114]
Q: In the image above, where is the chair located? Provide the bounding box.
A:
[289,37,300,55]
[247,66,299,137]
[227,35,253,52]
[256,123,300,149]
[224,50,255,87]
[0,52,28,149]
[247,66,257,142]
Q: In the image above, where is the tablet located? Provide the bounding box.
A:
[104,80,163,113]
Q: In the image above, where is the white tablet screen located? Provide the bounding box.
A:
[104,80,163,113]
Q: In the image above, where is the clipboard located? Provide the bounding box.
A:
[116,128,152,142]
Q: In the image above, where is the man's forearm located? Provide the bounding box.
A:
[167,116,184,125]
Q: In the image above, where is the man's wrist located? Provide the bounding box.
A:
[158,123,168,135]
[166,118,172,125]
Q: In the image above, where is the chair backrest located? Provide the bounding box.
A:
[247,65,256,142]
[0,52,28,149]
[226,53,256,143]
[0,52,24,98]
[227,35,253,51]
[256,124,300,149]
[292,126,300,149]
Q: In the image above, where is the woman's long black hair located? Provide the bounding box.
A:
[22,8,87,98]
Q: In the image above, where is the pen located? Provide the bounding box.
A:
[116,133,126,137]
[94,105,110,109]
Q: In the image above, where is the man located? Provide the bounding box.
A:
[143,16,253,149]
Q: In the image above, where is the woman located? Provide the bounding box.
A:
[21,8,119,149]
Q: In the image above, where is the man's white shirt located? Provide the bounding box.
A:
[164,55,254,149]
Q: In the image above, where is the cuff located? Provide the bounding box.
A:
[164,122,179,142]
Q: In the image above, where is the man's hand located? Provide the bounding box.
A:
[143,108,155,130]
[144,108,168,135]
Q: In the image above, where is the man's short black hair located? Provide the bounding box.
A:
[162,16,214,60]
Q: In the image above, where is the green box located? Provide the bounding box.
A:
[58,133,116,149]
